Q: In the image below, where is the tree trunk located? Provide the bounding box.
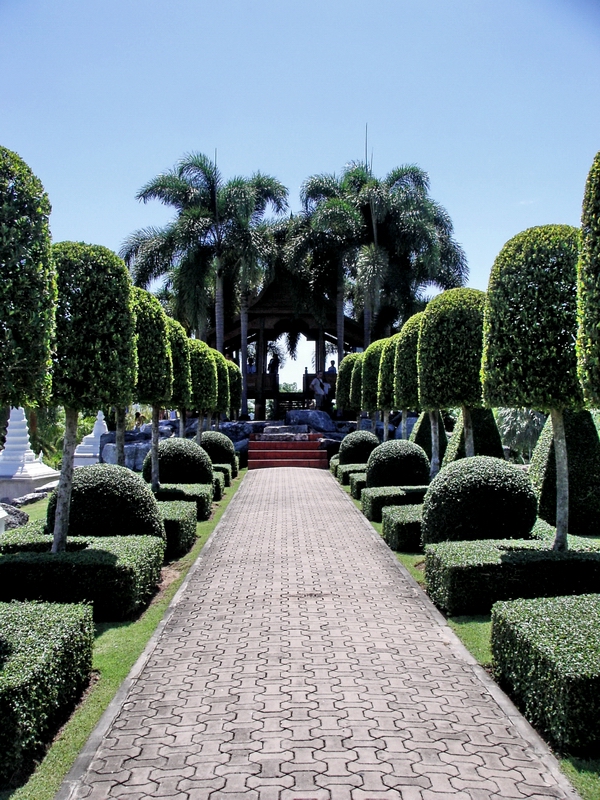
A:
[196,412,204,446]
[115,406,126,466]
[429,409,440,479]
[215,266,225,354]
[52,406,79,553]
[337,276,345,367]
[363,300,372,350]
[462,405,475,458]
[551,407,569,552]
[151,405,160,493]
[383,409,390,442]
[241,292,249,417]
[402,409,408,440]
[179,408,186,438]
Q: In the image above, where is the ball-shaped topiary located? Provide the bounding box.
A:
[366,440,430,488]
[46,464,165,539]
[338,430,380,466]
[142,437,213,484]
[198,430,236,469]
[421,456,537,545]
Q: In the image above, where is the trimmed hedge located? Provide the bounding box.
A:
[337,463,368,486]
[141,437,213,485]
[361,486,428,523]
[361,338,386,412]
[156,484,213,521]
[338,430,379,466]
[529,410,600,536]
[441,408,504,466]
[394,312,423,411]
[425,537,600,616]
[0,534,165,620]
[409,411,448,463]
[366,440,430,488]
[492,594,600,752]
[199,431,237,477]
[349,353,364,411]
[382,504,423,552]
[422,456,537,545]
[212,472,225,501]
[330,454,340,475]
[158,500,197,559]
[336,352,361,410]
[350,472,367,500]
[0,601,94,785]
[213,463,232,487]
[47,464,165,540]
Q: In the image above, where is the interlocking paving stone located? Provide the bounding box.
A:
[58,468,580,800]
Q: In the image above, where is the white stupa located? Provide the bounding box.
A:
[0,407,59,501]
[73,410,108,467]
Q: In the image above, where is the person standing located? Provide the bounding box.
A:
[310,371,326,409]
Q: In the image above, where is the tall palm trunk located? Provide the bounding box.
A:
[241,290,249,417]
[215,264,225,354]
[551,408,569,552]
[52,406,79,553]
[364,296,372,350]
[383,409,390,441]
[337,270,345,366]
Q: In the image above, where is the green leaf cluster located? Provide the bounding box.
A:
[418,288,486,409]
[336,352,361,408]
[349,352,364,411]
[338,430,379,465]
[157,500,197,559]
[199,430,236,475]
[212,349,231,413]
[227,360,242,414]
[361,486,428,523]
[361,338,386,412]
[382,504,423,552]
[189,339,218,412]
[141,437,213,485]
[155,483,213,521]
[366,440,430,488]
[394,312,422,410]
[166,317,191,409]
[577,151,600,405]
[0,147,56,407]
[482,225,582,411]
[133,287,172,406]
[377,333,400,411]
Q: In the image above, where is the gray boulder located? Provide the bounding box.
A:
[285,410,336,433]
[1,503,29,528]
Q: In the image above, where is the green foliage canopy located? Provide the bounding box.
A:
[377,333,400,411]
[226,360,242,414]
[336,352,361,408]
[394,312,422,410]
[166,316,191,409]
[133,287,172,406]
[189,339,217,412]
[212,349,230,413]
[577,151,600,405]
[361,338,386,412]
[349,352,364,411]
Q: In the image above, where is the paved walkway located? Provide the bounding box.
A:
[58,469,579,800]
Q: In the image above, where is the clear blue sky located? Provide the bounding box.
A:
[2,0,599,383]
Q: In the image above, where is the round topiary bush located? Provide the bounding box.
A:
[338,430,380,466]
[421,456,537,545]
[366,440,430,488]
[198,431,236,468]
[46,464,165,539]
[142,437,213,484]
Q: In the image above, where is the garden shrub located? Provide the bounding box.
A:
[158,501,197,559]
[156,484,213,521]
[382,505,423,552]
[336,352,361,410]
[394,312,423,412]
[377,333,401,413]
[409,411,447,462]
[212,472,225,500]
[329,454,340,475]
[212,463,232,487]
[212,349,231,414]
[141,437,213,485]
[0,601,93,785]
[424,537,600,615]
[361,338,386,412]
[0,534,165,620]
[227,360,242,417]
[47,464,165,540]
[349,353,364,411]
[361,486,428,523]
[492,594,600,752]
[578,151,600,406]
[441,408,504,466]
[199,431,237,477]
[350,472,367,500]
[337,463,368,486]
[338,430,379,465]
[421,456,537,545]
[529,410,600,536]
[366,440,430,488]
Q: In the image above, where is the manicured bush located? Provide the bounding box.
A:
[0,534,165,620]
[361,486,428,522]
[213,463,232,487]
[361,338,387,412]
[394,312,422,412]
[329,454,340,475]
[212,349,231,414]
[227,360,242,417]
[212,472,225,500]
[141,437,213,485]
[421,456,537,545]
[382,504,423,552]
[366,440,430,488]
[577,151,600,406]
[47,464,165,540]
[158,500,197,558]
[166,316,192,419]
[377,333,401,412]
[199,431,237,476]
[441,408,503,466]
[189,339,218,417]
[338,430,379,465]
[337,463,368,486]
[529,410,600,537]
[349,353,364,411]
[350,472,367,500]
[424,537,600,616]
[0,601,93,784]
[336,352,361,410]
[492,594,600,752]
[409,411,447,463]
[155,484,213,521]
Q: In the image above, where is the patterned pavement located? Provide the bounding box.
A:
[57,468,580,800]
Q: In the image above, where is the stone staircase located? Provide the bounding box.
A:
[247,425,329,470]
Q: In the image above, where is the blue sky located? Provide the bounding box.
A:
[2,0,599,383]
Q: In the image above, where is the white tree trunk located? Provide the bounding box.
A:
[429,409,440,479]
[462,405,475,458]
[115,406,126,466]
[196,412,204,446]
[383,409,390,442]
[179,408,186,438]
[551,408,569,552]
[402,409,408,440]
[151,405,160,493]
[52,406,79,553]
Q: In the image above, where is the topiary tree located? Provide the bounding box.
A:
[336,352,361,412]
[133,287,173,492]
[141,437,213,485]
[338,430,380,465]
[349,352,364,413]
[211,349,230,429]
[418,288,486,461]
[166,317,192,437]
[441,408,503,467]
[410,411,448,463]
[50,243,138,552]
[199,430,236,475]
[366,440,430,488]
[226,360,242,420]
[577,151,600,405]
[394,313,423,440]
[361,338,386,412]
[0,147,56,408]
[188,339,217,445]
[377,333,401,441]
[481,224,581,551]
[421,456,537,545]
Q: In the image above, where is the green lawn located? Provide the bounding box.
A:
[0,469,246,800]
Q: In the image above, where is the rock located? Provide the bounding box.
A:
[285,410,336,433]
[0,503,29,528]
[102,441,151,472]
[10,493,46,507]
[234,438,249,469]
